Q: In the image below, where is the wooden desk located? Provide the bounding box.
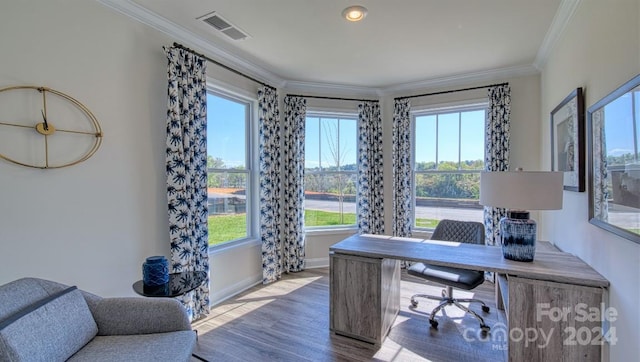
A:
[329,234,609,361]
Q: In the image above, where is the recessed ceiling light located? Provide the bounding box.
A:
[342,5,367,22]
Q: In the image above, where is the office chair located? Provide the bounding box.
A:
[408,219,490,332]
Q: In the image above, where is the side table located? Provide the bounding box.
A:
[132,270,207,297]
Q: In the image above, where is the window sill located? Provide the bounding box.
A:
[208,237,261,256]
[410,229,435,239]
[305,227,359,236]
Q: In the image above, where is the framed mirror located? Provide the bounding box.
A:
[588,74,640,244]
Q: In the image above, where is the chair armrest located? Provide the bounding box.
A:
[91,297,192,336]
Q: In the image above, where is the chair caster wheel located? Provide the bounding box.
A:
[429,319,439,329]
[410,300,418,307]
[482,305,490,313]
[480,325,490,333]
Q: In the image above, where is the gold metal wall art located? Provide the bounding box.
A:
[0,85,103,169]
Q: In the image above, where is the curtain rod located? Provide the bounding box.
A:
[394,82,509,101]
[285,94,379,103]
[172,42,275,90]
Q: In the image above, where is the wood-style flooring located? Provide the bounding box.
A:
[191,267,507,362]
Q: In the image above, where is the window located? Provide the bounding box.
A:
[304,113,358,229]
[206,90,253,246]
[412,103,487,229]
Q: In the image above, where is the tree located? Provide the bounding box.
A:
[207,156,225,188]
[322,120,351,223]
[415,160,483,199]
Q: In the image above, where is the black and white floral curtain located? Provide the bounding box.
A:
[357,101,384,234]
[282,96,306,274]
[392,99,413,237]
[164,46,209,320]
[592,109,609,221]
[258,86,283,284]
[483,84,511,247]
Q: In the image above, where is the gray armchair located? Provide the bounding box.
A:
[0,277,196,361]
[408,219,491,332]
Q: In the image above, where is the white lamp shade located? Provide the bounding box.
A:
[479,171,563,210]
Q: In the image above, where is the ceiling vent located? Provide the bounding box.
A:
[198,11,249,41]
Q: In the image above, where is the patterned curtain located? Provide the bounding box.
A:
[357,101,384,235]
[164,46,209,320]
[282,96,306,274]
[392,99,413,237]
[483,84,511,248]
[258,86,283,284]
[592,109,609,221]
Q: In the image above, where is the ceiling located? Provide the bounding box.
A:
[101,0,571,93]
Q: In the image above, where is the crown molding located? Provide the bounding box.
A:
[378,64,540,96]
[284,62,537,98]
[282,80,379,99]
[97,0,570,97]
[96,0,286,88]
[533,0,582,70]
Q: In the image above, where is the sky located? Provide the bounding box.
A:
[603,91,639,161]
[207,93,247,168]
[415,109,485,166]
[207,92,486,169]
[305,116,357,169]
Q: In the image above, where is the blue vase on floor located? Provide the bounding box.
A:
[143,256,169,286]
[500,211,537,262]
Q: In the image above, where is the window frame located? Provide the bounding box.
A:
[304,109,359,232]
[205,83,259,250]
[411,100,488,231]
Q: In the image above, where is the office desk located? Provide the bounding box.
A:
[329,234,609,361]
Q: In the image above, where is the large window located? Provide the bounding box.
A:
[413,103,487,229]
[304,113,358,229]
[206,90,253,246]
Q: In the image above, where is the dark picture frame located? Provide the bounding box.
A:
[551,87,585,192]
[588,74,640,245]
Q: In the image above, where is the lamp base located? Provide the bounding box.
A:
[500,211,537,262]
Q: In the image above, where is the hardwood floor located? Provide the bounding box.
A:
[191,267,507,362]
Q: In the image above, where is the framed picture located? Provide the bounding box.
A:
[588,74,640,245]
[551,87,585,192]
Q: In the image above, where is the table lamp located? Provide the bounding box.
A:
[479,170,563,262]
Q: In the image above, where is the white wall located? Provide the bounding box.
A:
[0,0,263,300]
[0,0,169,296]
[539,0,640,360]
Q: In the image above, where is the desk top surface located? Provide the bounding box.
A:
[330,234,609,288]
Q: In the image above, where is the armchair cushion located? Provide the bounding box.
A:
[91,297,191,336]
[0,288,98,361]
[67,331,196,362]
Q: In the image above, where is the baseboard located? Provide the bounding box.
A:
[305,257,329,269]
[209,274,261,307]
[209,258,329,306]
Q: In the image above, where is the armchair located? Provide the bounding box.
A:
[0,277,196,361]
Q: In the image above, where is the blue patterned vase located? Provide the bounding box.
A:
[142,256,169,286]
[500,211,537,262]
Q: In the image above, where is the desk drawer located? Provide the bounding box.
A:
[507,276,604,362]
[329,253,400,344]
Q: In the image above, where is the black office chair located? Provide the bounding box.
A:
[408,219,490,332]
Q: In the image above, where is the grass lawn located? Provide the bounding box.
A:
[208,210,440,246]
[208,214,247,246]
[415,218,439,228]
